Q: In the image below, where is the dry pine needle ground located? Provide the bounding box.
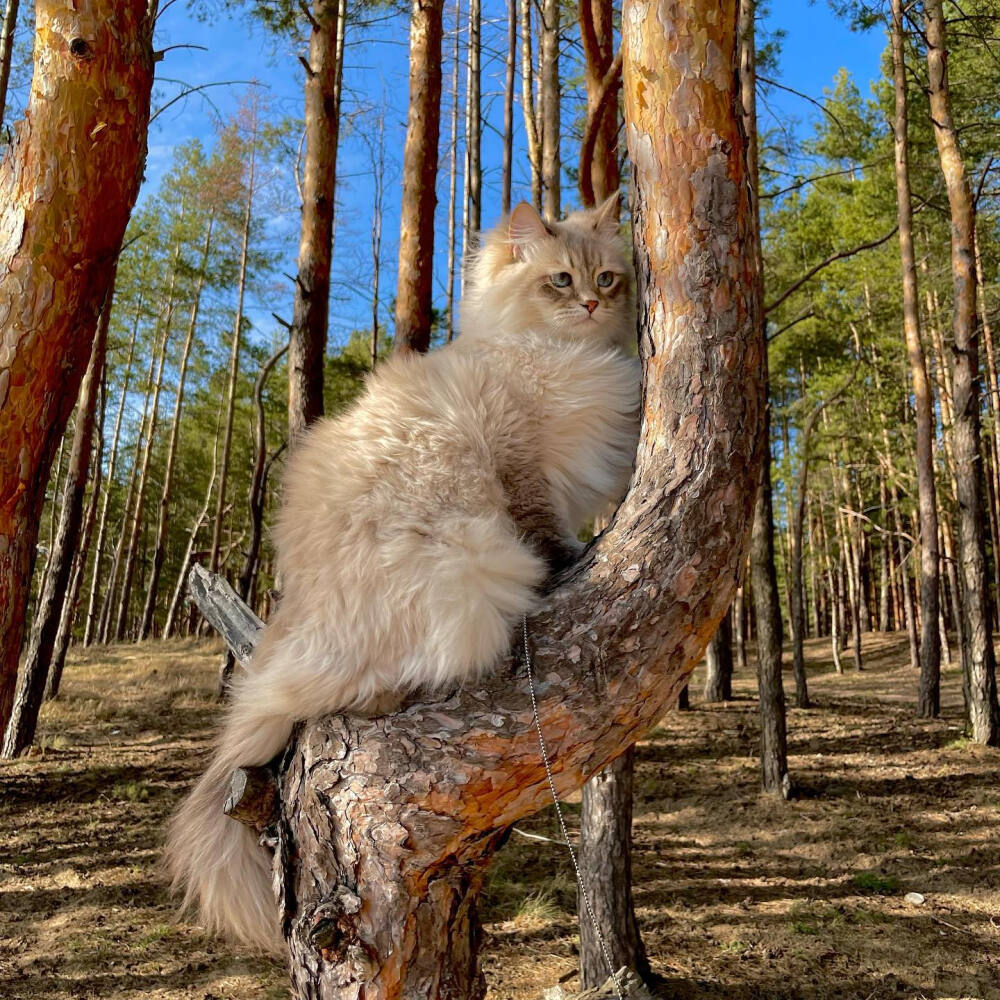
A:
[1,633,998,999]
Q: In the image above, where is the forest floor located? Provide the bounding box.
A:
[2,633,999,1000]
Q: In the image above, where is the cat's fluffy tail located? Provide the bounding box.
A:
[164,674,292,953]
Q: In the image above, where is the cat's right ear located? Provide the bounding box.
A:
[508,202,552,260]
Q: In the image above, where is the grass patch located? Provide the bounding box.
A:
[851,871,900,895]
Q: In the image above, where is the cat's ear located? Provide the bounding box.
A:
[508,202,552,260]
[592,192,621,235]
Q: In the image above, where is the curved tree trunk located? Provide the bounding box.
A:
[0,0,154,731]
[262,3,763,994]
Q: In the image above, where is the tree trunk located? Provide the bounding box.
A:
[269,3,763,992]
[211,131,257,574]
[84,293,141,647]
[0,0,20,134]
[519,0,542,211]
[393,0,443,356]
[578,746,650,989]
[578,0,620,207]
[925,0,1000,746]
[539,0,560,219]
[114,287,175,641]
[501,0,516,216]
[703,609,734,702]
[740,0,789,796]
[461,0,481,267]
[445,0,461,342]
[3,283,110,757]
[891,0,940,716]
[139,216,213,640]
[288,0,343,441]
[0,0,154,728]
[734,585,748,671]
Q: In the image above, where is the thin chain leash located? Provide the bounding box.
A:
[521,616,625,1000]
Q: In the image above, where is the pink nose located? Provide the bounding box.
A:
[585,300,598,314]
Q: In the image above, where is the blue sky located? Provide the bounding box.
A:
[144,1,890,351]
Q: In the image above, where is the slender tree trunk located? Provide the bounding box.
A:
[367,108,386,368]
[891,0,940,715]
[501,0,516,215]
[115,285,175,641]
[540,0,561,219]
[445,0,462,342]
[578,746,650,988]
[0,0,153,733]
[462,0,481,267]
[393,0,444,356]
[211,136,257,574]
[288,0,343,441]
[99,351,155,644]
[84,295,141,647]
[703,609,734,702]
[140,217,213,640]
[0,0,20,133]
[740,0,788,798]
[925,0,1000,746]
[36,436,67,609]
[734,585,748,671]
[3,283,110,757]
[520,0,542,210]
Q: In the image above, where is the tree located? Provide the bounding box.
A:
[704,610,734,702]
[540,0,561,218]
[3,286,110,757]
[206,3,762,993]
[393,0,444,355]
[891,0,940,717]
[924,0,1000,746]
[288,0,344,440]
[0,0,154,734]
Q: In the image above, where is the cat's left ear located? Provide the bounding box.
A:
[509,202,552,260]
[592,192,621,235]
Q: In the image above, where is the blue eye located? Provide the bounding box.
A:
[551,272,572,288]
[597,270,614,288]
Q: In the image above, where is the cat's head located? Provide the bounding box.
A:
[461,194,634,350]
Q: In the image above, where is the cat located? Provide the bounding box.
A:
[165,193,641,952]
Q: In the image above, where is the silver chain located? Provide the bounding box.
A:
[521,616,625,1000]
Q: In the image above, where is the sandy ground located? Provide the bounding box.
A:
[2,632,998,999]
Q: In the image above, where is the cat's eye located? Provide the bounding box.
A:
[551,272,573,288]
[596,270,615,288]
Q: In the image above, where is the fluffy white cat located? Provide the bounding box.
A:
[165,195,641,951]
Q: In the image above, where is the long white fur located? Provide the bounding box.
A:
[164,197,640,951]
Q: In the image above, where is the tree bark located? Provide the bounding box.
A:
[925,0,1000,746]
[393,0,443,356]
[270,3,763,993]
[445,0,461,343]
[703,610,733,703]
[461,0,481,267]
[288,0,343,441]
[3,280,110,757]
[891,0,940,716]
[0,0,153,730]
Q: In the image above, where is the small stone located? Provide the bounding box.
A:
[903,892,925,906]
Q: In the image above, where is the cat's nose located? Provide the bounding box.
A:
[584,300,598,314]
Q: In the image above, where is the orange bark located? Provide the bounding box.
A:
[0,0,154,731]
